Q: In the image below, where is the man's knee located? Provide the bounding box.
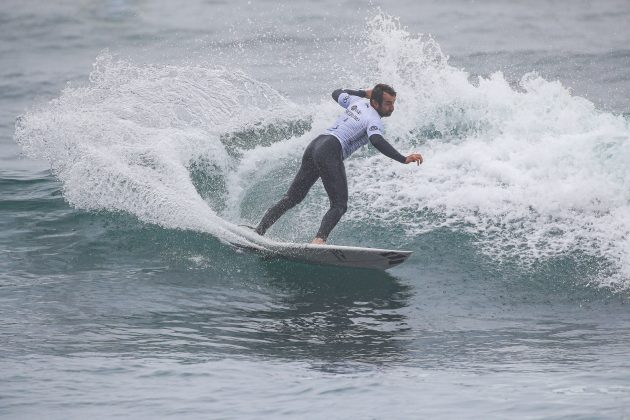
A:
[331,202,347,215]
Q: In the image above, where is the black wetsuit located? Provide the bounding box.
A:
[255,89,406,240]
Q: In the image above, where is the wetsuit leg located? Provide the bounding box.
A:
[255,138,321,235]
[313,137,348,240]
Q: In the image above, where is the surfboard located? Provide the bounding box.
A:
[224,224,412,270]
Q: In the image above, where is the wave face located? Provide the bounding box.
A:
[15,13,630,289]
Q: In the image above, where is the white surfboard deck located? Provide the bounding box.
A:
[224,224,412,270]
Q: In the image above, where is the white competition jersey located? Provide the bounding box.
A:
[325,92,385,159]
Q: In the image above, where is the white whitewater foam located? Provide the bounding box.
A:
[15,52,303,247]
[15,13,630,289]
[344,13,630,288]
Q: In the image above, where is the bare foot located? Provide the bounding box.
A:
[311,237,326,245]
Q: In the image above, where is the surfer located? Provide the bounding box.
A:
[254,84,423,244]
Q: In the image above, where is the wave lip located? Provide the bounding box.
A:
[342,12,630,289]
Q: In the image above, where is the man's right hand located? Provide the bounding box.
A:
[405,154,423,165]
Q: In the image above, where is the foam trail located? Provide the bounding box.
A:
[14,52,302,247]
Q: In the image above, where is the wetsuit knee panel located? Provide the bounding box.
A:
[330,202,347,214]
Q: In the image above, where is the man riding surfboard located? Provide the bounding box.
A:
[254,84,423,244]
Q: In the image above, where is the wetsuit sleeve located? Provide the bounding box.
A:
[332,88,367,108]
[369,134,407,163]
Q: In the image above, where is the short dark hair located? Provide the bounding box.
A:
[371,84,396,105]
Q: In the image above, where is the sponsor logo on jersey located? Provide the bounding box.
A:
[345,109,360,121]
[369,125,379,131]
[350,104,361,114]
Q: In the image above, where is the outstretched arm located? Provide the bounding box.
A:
[369,134,423,165]
[332,88,368,102]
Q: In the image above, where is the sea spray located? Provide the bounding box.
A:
[15,52,303,246]
[345,12,630,288]
[14,13,630,289]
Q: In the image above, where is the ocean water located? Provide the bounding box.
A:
[2,0,630,418]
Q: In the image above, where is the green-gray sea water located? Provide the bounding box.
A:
[2,1,630,418]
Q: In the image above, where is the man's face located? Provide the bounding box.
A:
[374,92,396,117]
